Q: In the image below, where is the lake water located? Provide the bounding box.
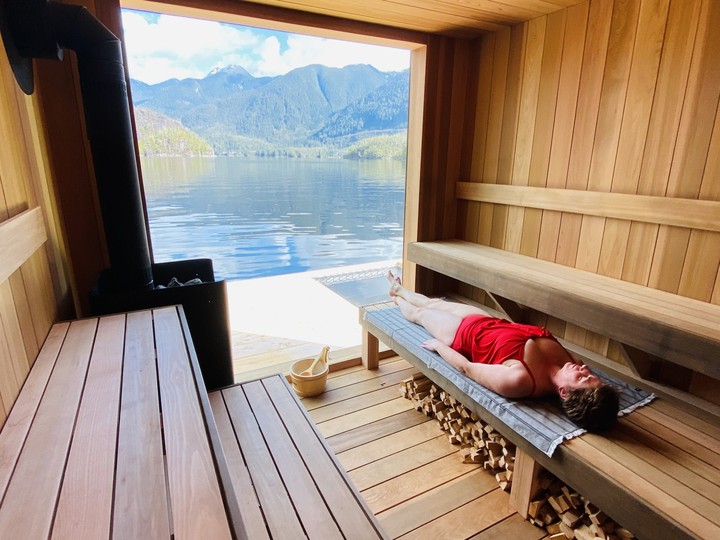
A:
[141,156,406,281]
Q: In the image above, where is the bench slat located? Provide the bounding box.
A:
[409,240,720,378]
[583,429,720,528]
[263,375,387,539]
[113,310,171,539]
[221,384,308,538]
[413,240,720,325]
[243,379,345,539]
[651,399,720,440]
[210,392,271,540]
[612,424,720,514]
[154,307,232,540]
[0,318,97,538]
[568,437,720,539]
[626,411,720,468]
[0,321,68,499]
[636,406,720,455]
[431,240,718,323]
[53,314,125,539]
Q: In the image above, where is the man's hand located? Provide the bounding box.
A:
[421,338,444,352]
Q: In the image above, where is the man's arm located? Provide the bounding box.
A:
[422,339,533,398]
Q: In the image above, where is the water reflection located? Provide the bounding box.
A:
[141,157,405,280]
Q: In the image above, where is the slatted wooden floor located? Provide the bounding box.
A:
[227,271,546,537]
[298,356,548,539]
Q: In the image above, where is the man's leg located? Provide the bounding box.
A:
[388,271,492,319]
[395,297,463,345]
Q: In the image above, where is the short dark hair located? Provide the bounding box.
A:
[561,384,620,432]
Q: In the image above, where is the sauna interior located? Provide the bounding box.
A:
[0,0,718,537]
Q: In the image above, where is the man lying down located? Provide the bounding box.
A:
[386,272,619,433]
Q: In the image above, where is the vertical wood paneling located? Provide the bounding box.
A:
[598,0,668,279]
[0,30,63,425]
[464,0,719,298]
[577,0,641,274]
[623,0,701,286]
[469,36,494,183]
[538,2,589,262]
[446,40,471,239]
[682,105,720,302]
[478,28,511,246]
[507,16,545,254]
[521,10,565,257]
[491,23,527,248]
[458,0,720,387]
[649,0,720,294]
[556,0,613,267]
[465,35,495,246]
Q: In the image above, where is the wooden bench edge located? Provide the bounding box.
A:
[178,307,249,540]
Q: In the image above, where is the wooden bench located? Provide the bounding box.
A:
[408,240,720,386]
[360,240,720,540]
[0,305,244,538]
[210,375,386,539]
[0,303,386,539]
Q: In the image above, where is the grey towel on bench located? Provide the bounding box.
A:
[365,306,655,457]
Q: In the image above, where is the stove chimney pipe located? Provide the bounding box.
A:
[1,0,153,291]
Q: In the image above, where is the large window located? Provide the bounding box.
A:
[121,7,421,281]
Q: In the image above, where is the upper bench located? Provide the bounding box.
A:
[408,240,720,381]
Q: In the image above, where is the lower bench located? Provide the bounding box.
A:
[360,303,720,540]
[0,305,385,540]
[210,375,387,539]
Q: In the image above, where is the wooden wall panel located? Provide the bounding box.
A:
[462,0,720,300]
[455,0,720,389]
[0,33,65,426]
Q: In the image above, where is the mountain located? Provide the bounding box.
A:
[311,70,409,143]
[130,64,409,155]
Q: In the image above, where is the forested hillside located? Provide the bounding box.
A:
[133,107,213,156]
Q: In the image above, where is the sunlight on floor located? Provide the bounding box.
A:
[225,260,397,378]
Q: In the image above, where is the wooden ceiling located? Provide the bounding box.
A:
[235,0,587,38]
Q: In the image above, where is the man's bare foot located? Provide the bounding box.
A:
[386,270,401,298]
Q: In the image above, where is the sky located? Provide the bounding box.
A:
[120,9,411,85]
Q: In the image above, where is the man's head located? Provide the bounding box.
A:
[561,384,620,432]
[556,362,602,397]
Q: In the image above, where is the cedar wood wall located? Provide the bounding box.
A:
[0,0,718,427]
[441,0,720,401]
[0,43,67,420]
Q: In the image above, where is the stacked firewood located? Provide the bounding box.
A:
[527,470,636,540]
[400,373,516,492]
[401,373,636,540]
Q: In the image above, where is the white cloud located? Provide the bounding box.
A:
[121,11,261,83]
[121,10,410,84]
[251,34,410,77]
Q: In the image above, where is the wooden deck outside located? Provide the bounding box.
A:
[226,263,386,382]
